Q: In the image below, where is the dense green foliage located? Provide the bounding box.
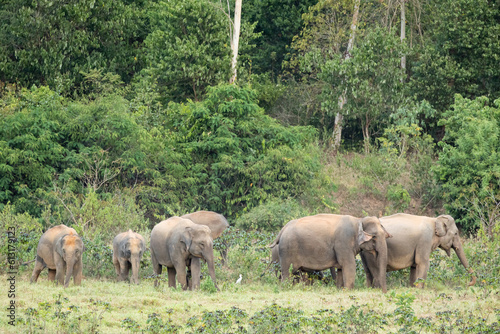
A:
[435,95,500,233]
[0,0,499,244]
[142,0,232,102]
[0,85,326,223]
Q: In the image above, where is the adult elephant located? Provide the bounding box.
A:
[30,224,84,288]
[113,230,145,284]
[360,213,476,288]
[270,214,391,292]
[150,217,218,290]
[181,211,229,239]
[269,220,333,284]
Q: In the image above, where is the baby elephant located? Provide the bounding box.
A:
[31,224,84,288]
[113,230,145,284]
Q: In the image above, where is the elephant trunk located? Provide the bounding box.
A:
[376,238,388,293]
[453,239,476,286]
[64,258,75,288]
[130,254,141,284]
[203,249,219,291]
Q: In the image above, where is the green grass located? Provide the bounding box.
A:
[1,269,498,333]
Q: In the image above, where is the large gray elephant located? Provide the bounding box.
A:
[31,224,84,288]
[150,217,218,290]
[270,214,391,292]
[113,230,145,284]
[181,210,229,239]
[360,213,476,288]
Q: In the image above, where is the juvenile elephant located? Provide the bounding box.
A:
[181,210,229,239]
[31,224,84,288]
[113,230,145,284]
[150,217,218,290]
[270,214,391,292]
[360,213,476,288]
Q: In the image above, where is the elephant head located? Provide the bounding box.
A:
[357,216,392,293]
[56,233,83,287]
[121,235,145,284]
[434,215,476,286]
[181,225,218,289]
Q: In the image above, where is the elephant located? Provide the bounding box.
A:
[113,230,145,284]
[30,224,84,288]
[182,210,230,266]
[150,216,218,290]
[360,213,476,288]
[270,243,329,285]
[181,210,229,240]
[270,214,391,292]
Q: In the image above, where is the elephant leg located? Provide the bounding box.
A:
[113,255,121,279]
[73,260,83,286]
[280,258,292,283]
[48,269,56,281]
[151,252,162,287]
[119,258,130,282]
[409,266,417,286]
[55,262,66,285]
[174,263,188,290]
[30,257,45,283]
[413,252,430,288]
[336,268,344,289]
[330,268,337,285]
[190,257,201,290]
[167,267,177,288]
[341,258,357,289]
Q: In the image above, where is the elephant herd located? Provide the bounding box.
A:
[30,211,476,292]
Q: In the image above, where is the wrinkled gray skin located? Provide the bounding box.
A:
[113,230,145,284]
[150,217,218,290]
[361,213,476,288]
[31,224,84,288]
[181,211,229,240]
[270,214,391,292]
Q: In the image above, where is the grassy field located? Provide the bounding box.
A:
[1,268,498,333]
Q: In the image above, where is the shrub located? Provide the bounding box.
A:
[434,95,500,233]
[0,204,43,273]
[233,198,316,232]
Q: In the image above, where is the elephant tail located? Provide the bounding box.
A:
[268,230,283,248]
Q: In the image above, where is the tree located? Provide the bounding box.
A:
[230,0,243,83]
[0,0,146,96]
[434,95,500,232]
[320,28,407,152]
[410,0,500,113]
[141,0,232,102]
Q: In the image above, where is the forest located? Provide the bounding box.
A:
[0,0,499,333]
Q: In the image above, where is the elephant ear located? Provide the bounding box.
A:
[180,227,193,253]
[55,234,68,257]
[435,216,449,237]
[357,221,374,246]
[381,224,393,238]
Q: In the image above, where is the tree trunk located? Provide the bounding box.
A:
[230,0,242,84]
[332,0,360,153]
[401,0,406,71]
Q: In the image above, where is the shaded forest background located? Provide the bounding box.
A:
[0,0,498,242]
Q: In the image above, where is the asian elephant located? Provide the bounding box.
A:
[360,213,476,288]
[269,220,333,284]
[113,230,145,284]
[30,224,84,288]
[150,217,218,290]
[270,214,391,292]
[181,210,229,240]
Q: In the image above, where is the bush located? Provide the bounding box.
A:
[233,198,316,232]
[0,204,43,273]
[434,95,500,233]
